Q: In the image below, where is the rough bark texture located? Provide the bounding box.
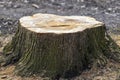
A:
[2,13,120,79]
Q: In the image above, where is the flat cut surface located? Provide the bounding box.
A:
[20,13,104,34]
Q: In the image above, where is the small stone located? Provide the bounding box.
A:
[108,8,112,11]
[91,7,98,11]
[81,5,85,8]
[77,0,80,2]
[0,5,4,7]
[60,3,65,6]
[0,2,5,4]
[81,0,84,2]
[24,0,29,3]
[8,1,12,5]
[51,0,55,2]
[13,4,21,8]
[105,12,109,15]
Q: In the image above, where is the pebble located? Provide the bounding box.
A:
[0,5,4,7]
[81,5,86,8]
[51,0,55,2]
[0,2,5,4]
[13,4,21,8]
[108,8,112,11]
[24,0,29,3]
[81,0,84,2]
[60,3,66,6]
[77,0,80,2]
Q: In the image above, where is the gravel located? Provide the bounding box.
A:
[0,0,120,80]
[0,0,120,35]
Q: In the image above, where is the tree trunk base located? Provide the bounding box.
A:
[2,13,120,79]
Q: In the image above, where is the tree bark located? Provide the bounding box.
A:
[2,13,120,79]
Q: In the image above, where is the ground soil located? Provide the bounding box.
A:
[0,0,120,80]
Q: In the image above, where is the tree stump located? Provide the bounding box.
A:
[3,13,120,79]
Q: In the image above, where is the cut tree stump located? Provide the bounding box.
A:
[2,13,120,79]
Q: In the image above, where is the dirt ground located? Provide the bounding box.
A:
[0,0,120,34]
[0,0,120,80]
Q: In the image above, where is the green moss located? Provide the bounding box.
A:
[3,42,12,55]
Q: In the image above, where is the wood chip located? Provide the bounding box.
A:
[32,4,39,9]
[1,75,7,79]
